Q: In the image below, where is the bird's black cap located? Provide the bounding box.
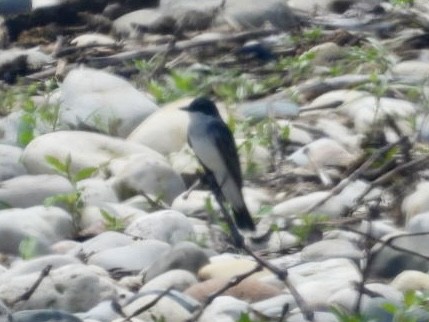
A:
[181,97,221,117]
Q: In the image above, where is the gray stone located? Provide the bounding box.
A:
[127,98,193,155]
[59,67,158,137]
[0,264,124,312]
[22,131,164,175]
[125,210,195,244]
[0,206,74,255]
[5,255,80,277]
[251,294,297,319]
[76,178,119,206]
[113,9,164,37]
[79,202,148,234]
[9,309,83,322]
[0,144,26,180]
[123,289,199,322]
[76,300,120,322]
[0,175,73,208]
[73,231,134,259]
[108,153,186,204]
[198,296,248,322]
[369,233,429,278]
[143,242,210,281]
[290,258,361,308]
[301,239,362,261]
[87,240,171,274]
[216,0,298,31]
[236,96,299,121]
[140,269,198,293]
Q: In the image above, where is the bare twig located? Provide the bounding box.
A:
[11,265,52,305]
[299,138,408,215]
[121,287,173,322]
[187,265,263,322]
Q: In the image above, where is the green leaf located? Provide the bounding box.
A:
[73,167,98,182]
[281,125,290,140]
[45,155,68,174]
[382,302,398,314]
[17,113,36,146]
[19,237,38,260]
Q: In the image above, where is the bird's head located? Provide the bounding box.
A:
[181,97,221,117]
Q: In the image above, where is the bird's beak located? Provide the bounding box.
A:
[180,106,190,111]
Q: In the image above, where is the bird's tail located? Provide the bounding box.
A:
[232,206,256,231]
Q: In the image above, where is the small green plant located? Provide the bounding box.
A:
[331,306,372,322]
[19,236,39,260]
[390,0,413,6]
[14,81,61,146]
[291,214,329,245]
[383,290,429,321]
[100,209,126,232]
[276,51,316,83]
[44,155,98,232]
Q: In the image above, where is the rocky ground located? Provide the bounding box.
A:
[2,0,429,321]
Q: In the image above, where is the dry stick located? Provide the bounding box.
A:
[120,287,174,322]
[341,228,429,262]
[299,138,408,216]
[187,265,263,322]
[11,265,52,305]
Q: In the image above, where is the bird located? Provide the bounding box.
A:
[182,97,255,231]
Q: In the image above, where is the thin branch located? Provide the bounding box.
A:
[11,265,52,305]
[120,287,173,322]
[187,265,263,322]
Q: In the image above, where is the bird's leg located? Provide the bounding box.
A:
[182,178,201,200]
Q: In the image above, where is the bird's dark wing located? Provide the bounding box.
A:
[206,120,243,188]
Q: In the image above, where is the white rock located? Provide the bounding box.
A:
[0,174,73,208]
[59,67,158,137]
[108,153,186,204]
[340,96,416,133]
[402,182,429,221]
[71,33,116,47]
[0,206,74,254]
[80,202,148,233]
[287,138,355,168]
[306,89,370,110]
[140,269,198,293]
[127,98,194,155]
[391,60,429,82]
[289,258,362,308]
[301,239,362,261]
[87,240,171,273]
[0,264,124,312]
[272,180,377,218]
[22,131,164,175]
[73,231,134,258]
[315,118,363,151]
[307,42,345,65]
[125,210,195,244]
[199,296,249,322]
[113,9,163,37]
[0,144,26,180]
[215,0,298,30]
[4,254,80,277]
[123,290,198,322]
[76,178,119,206]
[390,270,429,292]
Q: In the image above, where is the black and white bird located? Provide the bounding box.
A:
[182,97,255,231]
